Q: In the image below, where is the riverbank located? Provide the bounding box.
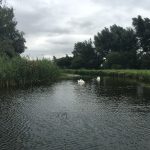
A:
[63,69,150,82]
[1,57,150,88]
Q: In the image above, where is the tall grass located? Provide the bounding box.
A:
[0,56,60,87]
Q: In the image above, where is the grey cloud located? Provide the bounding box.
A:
[91,0,150,10]
[68,18,94,34]
[7,0,150,58]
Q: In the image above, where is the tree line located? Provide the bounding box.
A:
[54,16,150,69]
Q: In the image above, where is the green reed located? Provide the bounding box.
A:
[0,56,60,87]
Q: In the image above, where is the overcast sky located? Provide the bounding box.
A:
[7,0,150,59]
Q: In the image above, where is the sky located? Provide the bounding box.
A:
[7,0,150,59]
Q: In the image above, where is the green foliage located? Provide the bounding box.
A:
[71,55,85,69]
[0,56,60,87]
[94,25,137,53]
[94,27,112,64]
[94,25,138,68]
[103,51,138,69]
[71,39,100,69]
[0,5,26,56]
[132,15,150,53]
[54,55,73,69]
[103,52,123,69]
[139,53,150,69]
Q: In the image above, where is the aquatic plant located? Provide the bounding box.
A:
[0,56,60,87]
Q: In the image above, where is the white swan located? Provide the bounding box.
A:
[96,76,101,82]
[77,79,85,85]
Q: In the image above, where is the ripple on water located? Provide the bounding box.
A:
[0,78,150,150]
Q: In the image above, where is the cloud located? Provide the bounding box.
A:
[7,0,150,58]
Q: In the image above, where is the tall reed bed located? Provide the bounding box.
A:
[0,56,60,87]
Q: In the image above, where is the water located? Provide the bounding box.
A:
[0,77,150,150]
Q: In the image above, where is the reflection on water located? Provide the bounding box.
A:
[0,77,150,150]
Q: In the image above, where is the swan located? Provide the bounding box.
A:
[77,79,85,85]
[96,76,101,82]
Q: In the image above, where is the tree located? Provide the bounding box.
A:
[94,27,112,58]
[133,16,150,68]
[54,55,73,69]
[94,25,138,53]
[103,52,123,69]
[94,25,138,68]
[0,5,26,57]
[103,51,138,69]
[72,39,99,69]
[132,15,150,53]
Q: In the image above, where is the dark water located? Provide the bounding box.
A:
[0,77,150,150]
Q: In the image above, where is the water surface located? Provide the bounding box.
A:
[0,77,150,150]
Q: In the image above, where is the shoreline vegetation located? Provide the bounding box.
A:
[1,65,150,87]
[0,56,60,88]
[63,69,150,83]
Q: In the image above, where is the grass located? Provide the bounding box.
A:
[0,56,60,87]
[63,69,150,82]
